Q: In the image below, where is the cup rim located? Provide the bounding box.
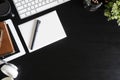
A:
[0,1,11,17]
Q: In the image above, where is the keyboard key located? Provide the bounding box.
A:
[16,2,21,7]
[42,1,46,5]
[24,4,27,8]
[26,12,31,16]
[31,1,35,5]
[31,6,34,9]
[35,0,39,3]
[19,9,27,14]
[21,1,25,5]
[17,6,24,10]
[46,0,50,3]
[31,10,36,14]
[20,13,26,18]
[25,0,29,3]
[39,0,42,2]
[28,3,31,6]
[27,7,31,11]
[35,4,38,8]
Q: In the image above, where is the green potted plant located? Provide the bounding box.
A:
[104,0,120,26]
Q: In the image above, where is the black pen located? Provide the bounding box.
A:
[30,20,41,50]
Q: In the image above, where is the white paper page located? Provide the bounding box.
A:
[18,11,67,52]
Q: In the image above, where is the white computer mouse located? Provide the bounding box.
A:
[1,77,14,80]
[1,63,18,78]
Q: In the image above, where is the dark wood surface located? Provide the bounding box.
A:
[1,0,120,80]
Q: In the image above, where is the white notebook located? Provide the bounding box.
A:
[18,10,67,52]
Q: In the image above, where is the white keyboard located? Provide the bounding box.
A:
[12,0,70,19]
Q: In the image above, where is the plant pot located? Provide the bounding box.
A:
[83,0,103,12]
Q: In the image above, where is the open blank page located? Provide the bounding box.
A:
[18,10,67,52]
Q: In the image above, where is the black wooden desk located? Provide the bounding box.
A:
[1,0,120,80]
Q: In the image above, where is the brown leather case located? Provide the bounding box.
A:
[0,22,15,57]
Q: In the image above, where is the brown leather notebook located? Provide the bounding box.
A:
[0,22,15,57]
